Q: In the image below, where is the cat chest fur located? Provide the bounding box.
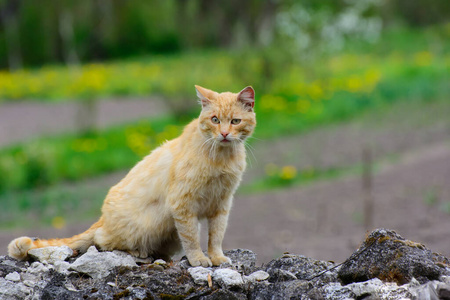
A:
[170,157,245,215]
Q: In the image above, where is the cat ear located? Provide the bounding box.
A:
[237,86,255,111]
[195,85,212,107]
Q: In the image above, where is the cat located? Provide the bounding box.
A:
[8,85,256,267]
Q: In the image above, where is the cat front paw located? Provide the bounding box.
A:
[210,255,231,266]
[188,254,212,267]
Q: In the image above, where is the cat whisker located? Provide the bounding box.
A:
[244,141,257,167]
[200,137,215,155]
[247,136,264,142]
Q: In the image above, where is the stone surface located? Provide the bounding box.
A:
[265,253,335,282]
[188,266,213,285]
[243,270,270,283]
[213,268,244,288]
[28,245,74,264]
[224,248,258,275]
[5,271,21,282]
[69,246,137,279]
[338,228,446,284]
[0,277,32,300]
[54,260,71,275]
[0,229,449,299]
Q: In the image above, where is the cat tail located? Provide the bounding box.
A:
[8,218,103,261]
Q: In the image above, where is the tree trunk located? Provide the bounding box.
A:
[1,0,23,70]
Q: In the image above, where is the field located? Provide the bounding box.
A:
[0,25,449,262]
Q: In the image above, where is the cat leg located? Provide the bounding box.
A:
[173,213,212,267]
[207,208,232,266]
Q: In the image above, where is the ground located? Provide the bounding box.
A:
[0,97,449,264]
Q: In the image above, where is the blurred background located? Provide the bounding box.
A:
[0,0,449,264]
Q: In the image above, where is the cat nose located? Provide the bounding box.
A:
[221,132,229,138]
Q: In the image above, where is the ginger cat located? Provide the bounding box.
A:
[8,85,256,267]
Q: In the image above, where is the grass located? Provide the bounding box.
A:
[0,54,447,194]
[0,26,449,227]
[1,95,449,229]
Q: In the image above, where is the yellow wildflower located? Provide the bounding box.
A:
[51,216,66,229]
[280,165,297,180]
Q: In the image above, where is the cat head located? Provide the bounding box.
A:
[196,85,256,147]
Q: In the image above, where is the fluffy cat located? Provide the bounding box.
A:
[8,85,256,267]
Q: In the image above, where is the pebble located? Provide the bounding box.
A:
[213,268,244,288]
[188,266,213,285]
[5,272,21,282]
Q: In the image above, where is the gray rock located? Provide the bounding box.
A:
[265,253,335,282]
[347,277,412,299]
[0,277,31,300]
[202,289,248,300]
[54,260,71,275]
[5,271,21,282]
[69,246,137,279]
[0,240,449,299]
[224,249,258,275]
[213,268,244,288]
[437,282,450,300]
[188,266,213,285]
[409,280,440,300]
[322,282,355,299]
[21,272,40,287]
[243,270,270,283]
[28,246,73,264]
[250,280,312,300]
[127,287,150,299]
[338,229,444,284]
[27,261,51,275]
[266,268,298,282]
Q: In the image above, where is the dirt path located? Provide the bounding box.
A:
[0,99,449,264]
[0,97,168,147]
[1,141,449,264]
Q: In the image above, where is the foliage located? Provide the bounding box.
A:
[0,26,448,195]
[1,0,448,70]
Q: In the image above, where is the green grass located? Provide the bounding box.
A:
[0,115,186,193]
[0,63,447,194]
[0,26,448,224]
[239,166,355,194]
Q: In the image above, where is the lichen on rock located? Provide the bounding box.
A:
[0,229,449,299]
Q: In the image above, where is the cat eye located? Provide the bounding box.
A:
[211,116,220,124]
[231,119,241,125]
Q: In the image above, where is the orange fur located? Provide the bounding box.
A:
[8,86,256,267]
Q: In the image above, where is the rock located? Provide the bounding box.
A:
[28,246,74,264]
[27,261,51,274]
[265,253,335,282]
[40,272,81,299]
[202,289,248,300]
[243,270,270,283]
[5,271,21,282]
[346,277,412,299]
[266,268,298,282]
[54,260,71,275]
[338,228,444,284]
[154,259,167,266]
[213,268,244,288]
[224,249,258,275]
[251,280,312,299]
[188,266,213,285]
[0,277,32,300]
[69,246,137,279]
[321,282,355,299]
[409,280,440,300]
[437,282,450,300]
[0,230,450,299]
